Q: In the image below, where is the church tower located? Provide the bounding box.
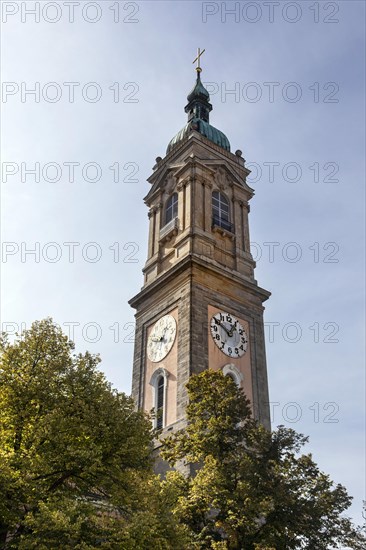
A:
[130,53,271,437]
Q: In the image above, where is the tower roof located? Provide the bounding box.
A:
[166,60,231,154]
[186,72,210,103]
[167,118,231,153]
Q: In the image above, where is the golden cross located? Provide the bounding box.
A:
[192,47,205,73]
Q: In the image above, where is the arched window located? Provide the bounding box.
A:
[222,364,243,388]
[165,193,178,225]
[156,376,165,429]
[149,368,168,429]
[212,191,232,231]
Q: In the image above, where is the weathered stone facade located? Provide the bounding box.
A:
[130,128,271,437]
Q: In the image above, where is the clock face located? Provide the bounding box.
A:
[210,311,248,358]
[147,314,177,363]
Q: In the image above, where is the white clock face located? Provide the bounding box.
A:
[147,314,177,363]
[210,311,248,358]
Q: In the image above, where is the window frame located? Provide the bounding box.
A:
[165,193,179,226]
[222,364,243,388]
[149,367,169,429]
[212,191,232,232]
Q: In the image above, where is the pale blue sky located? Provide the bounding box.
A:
[1,0,365,528]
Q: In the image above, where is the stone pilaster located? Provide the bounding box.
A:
[147,208,155,258]
[153,202,162,258]
[203,180,213,232]
[242,202,251,253]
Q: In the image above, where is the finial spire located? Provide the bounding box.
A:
[192,47,205,73]
[166,51,231,153]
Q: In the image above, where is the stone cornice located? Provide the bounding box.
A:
[129,253,270,311]
[146,132,253,196]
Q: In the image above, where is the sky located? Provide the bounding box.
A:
[1,0,365,530]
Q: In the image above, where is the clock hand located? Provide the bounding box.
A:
[214,317,231,336]
[227,323,237,337]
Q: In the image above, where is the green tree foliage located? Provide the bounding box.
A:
[0,319,189,549]
[161,370,366,550]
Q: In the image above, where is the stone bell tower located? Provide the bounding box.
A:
[130,53,271,435]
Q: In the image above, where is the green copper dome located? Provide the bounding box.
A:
[166,72,231,154]
[167,118,230,153]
